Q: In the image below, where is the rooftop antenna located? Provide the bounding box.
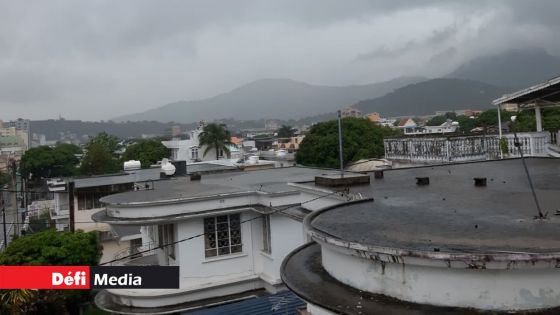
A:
[511,116,545,219]
[337,110,344,178]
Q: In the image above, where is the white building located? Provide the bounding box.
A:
[162,124,242,163]
[282,158,560,314]
[46,167,161,263]
[93,168,367,314]
[403,120,459,135]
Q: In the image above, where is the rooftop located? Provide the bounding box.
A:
[73,167,162,188]
[281,243,560,315]
[493,76,560,108]
[184,290,305,315]
[308,158,560,256]
[101,166,352,206]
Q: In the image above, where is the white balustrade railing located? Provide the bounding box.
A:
[384,132,550,163]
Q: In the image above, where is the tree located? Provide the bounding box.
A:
[475,109,513,128]
[20,144,81,180]
[79,142,120,175]
[426,112,456,126]
[0,229,101,265]
[122,139,170,168]
[426,115,447,126]
[456,115,477,133]
[86,132,121,156]
[199,123,233,160]
[0,230,101,314]
[295,117,399,168]
[277,125,295,138]
[79,133,122,175]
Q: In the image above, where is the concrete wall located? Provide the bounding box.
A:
[320,244,560,311]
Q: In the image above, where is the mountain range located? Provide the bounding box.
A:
[113,76,425,123]
[353,78,512,117]
[114,48,560,123]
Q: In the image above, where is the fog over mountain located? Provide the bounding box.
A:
[447,48,560,87]
[112,77,425,123]
[3,1,560,120]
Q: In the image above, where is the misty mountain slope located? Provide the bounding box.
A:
[446,48,560,87]
[353,78,513,117]
[112,77,426,123]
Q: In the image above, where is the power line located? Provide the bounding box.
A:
[100,189,343,266]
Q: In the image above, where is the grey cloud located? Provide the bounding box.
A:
[1,0,560,120]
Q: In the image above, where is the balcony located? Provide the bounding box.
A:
[384,132,552,164]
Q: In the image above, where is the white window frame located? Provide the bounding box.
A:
[191,147,199,160]
[204,214,242,258]
[158,224,175,259]
[262,214,271,254]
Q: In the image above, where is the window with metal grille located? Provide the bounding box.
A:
[204,214,242,258]
[262,214,271,254]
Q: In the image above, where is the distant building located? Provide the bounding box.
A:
[366,112,381,123]
[162,123,242,163]
[340,107,362,118]
[46,167,162,263]
[378,118,397,127]
[170,125,181,137]
[265,120,279,130]
[277,135,305,150]
[403,120,459,135]
[397,118,416,129]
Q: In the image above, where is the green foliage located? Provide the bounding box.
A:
[0,230,101,314]
[426,112,456,126]
[87,132,121,156]
[511,108,560,132]
[475,109,513,127]
[199,123,233,160]
[0,229,101,266]
[456,115,477,133]
[277,125,296,138]
[79,133,121,175]
[295,117,399,168]
[20,144,81,180]
[499,137,509,155]
[122,139,170,168]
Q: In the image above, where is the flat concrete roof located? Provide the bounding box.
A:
[310,158,560,255]
[281,243,560,315]
[101,167,351,205]
[74,167,161,189]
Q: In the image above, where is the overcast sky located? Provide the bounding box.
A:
[1,0,559,121]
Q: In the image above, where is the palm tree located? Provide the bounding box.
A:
[0,289,37,314]
[198,123,233,160]
[277,125,295,138]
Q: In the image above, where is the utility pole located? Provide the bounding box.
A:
[68,181,75,233]
[337,110,344,178]
[1,194,6,251]
[10,159,19,236]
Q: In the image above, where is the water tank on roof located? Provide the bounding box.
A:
[124,160,141,171]
[161,158,176,176]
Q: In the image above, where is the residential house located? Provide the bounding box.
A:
[46,167,162,263]
[340,107,362,118]
[93,167,366,314]
[397,118,416,129]
[366,112,381,123]
[403,120,459,135]
[162,123,242,163]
